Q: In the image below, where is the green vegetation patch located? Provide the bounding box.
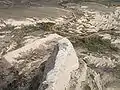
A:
[80,35,118,53]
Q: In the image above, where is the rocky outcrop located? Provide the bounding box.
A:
[40,38,79,90]
[0,34,79,90]
[51,4,120,90]
[0,34,61,89]
[1,1,120,90]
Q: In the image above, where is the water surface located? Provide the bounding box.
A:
[0,7,70,19]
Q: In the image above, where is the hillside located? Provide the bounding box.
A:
[0,1,120,90]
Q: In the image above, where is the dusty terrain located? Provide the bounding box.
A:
[0,1,120,90]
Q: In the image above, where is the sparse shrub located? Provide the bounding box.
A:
[80,35,118,53]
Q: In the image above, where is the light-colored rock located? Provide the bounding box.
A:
[5,19,35,26]
[41,38,79,90]
[100,34,111,40]
[83,54,115,68]
[1,34,80,90]
[1,34,63,89]
[111,38,120,49]
[4,34,62,65]
[0,18,56,28]
[1,2,120,90]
